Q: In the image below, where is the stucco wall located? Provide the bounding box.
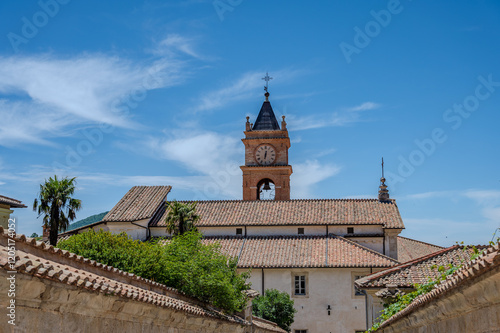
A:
[0,206,13,230]
[0,271,278,333]
[242,267,373,333]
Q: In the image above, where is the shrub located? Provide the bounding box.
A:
[252,289,296,332]
[58,230,250,313]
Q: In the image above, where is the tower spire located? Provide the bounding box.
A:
[378,157,390,202]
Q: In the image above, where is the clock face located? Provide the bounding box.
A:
[255,145,276,165]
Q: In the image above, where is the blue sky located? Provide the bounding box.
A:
[0,0,499,246]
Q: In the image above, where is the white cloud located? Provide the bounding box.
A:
[404,190,455,200]
[153,34,202,59]
[0,43,192,147]
[346,102,380,112]
[292,160,340,198]
[193,69,303,112]
[287,101,380,131]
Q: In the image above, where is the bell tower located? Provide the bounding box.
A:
[241,86,292,201]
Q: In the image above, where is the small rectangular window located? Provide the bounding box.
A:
[295,330,307,333]
[298,227,304,235]
[236,228,243,235]
[347,227,354,234]
[294,275,306,295]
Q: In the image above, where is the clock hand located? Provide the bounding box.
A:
[264,151,267,159]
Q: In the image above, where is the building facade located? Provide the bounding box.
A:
[59,91,446,332]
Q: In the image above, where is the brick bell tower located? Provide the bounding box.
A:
[241,84,292,201]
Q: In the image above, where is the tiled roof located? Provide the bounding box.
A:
[376,242,500,331]
[0,194,27,208]
[150,199,404,229]
[0,227,248,325]
[356,245,483,289]
[103,186,171,222]
[397,236,444,263]
[201,235,398,268]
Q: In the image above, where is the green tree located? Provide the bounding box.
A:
[30,232,39,238]
[58,230,250,314]
[252,289,297,332]
[165,200,199,235]
[33,176,82,246]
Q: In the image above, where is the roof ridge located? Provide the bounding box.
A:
[173,198,390,203]
[398,235,445,249]
[0,194,23,202]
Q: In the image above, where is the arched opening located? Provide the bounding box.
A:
[257,178,275,200]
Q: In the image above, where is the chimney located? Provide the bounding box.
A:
[42,224,50,242]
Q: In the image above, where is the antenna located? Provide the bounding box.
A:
[381,157,385,179]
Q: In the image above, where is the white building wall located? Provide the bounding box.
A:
[349,237,384,253]
[328,224,383,236]
[242,267,373,333]
[246,225,326,236]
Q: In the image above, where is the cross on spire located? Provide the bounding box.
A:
[262,72,273,92]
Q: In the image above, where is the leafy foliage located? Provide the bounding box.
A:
[30,232,39,238]
[33,175,82,246]
[252,289,297,332]
[367,245,482,332]
[165,200,199,235]
[58,230,250,313]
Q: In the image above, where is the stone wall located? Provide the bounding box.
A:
[0,270,279,333]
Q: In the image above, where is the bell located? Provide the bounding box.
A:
[262,180,271,191]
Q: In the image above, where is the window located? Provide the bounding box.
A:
[236,228,243,235]
[347,227,354,234]
[295,330,307,333]
[298,227,304,235]
[354,275,366,296]
[294,275,306,295]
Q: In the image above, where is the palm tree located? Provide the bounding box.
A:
[33,176,82,246]
[165,200,199,236]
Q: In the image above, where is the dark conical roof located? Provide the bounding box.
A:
[252,101,280,131]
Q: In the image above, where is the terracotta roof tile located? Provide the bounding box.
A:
[397,236,444,263]
[376,242,500,330]
[150,199,404,229]
[0,194,27,208]
[103,186,171,222]
[0,227,247,325]
[356,245,484,289]
[200,235,398,268]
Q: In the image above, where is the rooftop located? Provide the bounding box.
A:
[397,236,444,263]
[202,234,399,268]
[356,245,483,289]
[150,198,405,229]
[102,186,171,222]
[0,194,27,208]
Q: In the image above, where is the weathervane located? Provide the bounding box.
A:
[262,72,273,92]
